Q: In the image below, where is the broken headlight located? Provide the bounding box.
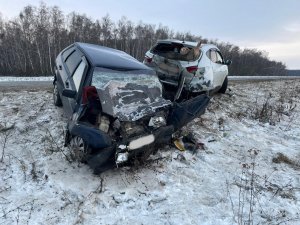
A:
[148,116,166,128]
[116,152,129,164]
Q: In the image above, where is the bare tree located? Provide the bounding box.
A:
[0,2,287,76]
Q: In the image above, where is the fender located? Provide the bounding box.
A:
[68,122,112,149]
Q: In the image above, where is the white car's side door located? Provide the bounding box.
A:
[208,49,228,88]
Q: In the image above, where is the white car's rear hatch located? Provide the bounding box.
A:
[146,41,202,86]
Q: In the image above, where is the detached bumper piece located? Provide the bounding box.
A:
[167,94,210,130]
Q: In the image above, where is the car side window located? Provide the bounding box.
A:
[62,47,75,61]
[207,49,223,64]
[216,51,223,64]
[72,60,86,91]
[210,50,217,63]
[65,50,81,75]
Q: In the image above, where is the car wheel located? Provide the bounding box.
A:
[69,136,90,163]
[53,81,62,107]
[218,76,228,94]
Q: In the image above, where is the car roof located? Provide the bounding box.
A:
[156,39,218,50]
[75,42,150,70]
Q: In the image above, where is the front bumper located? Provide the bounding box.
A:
[85,125,174,174]
[67,94,209,174]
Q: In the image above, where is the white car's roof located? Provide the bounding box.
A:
[156,39,218,50]
[201,44,219,51]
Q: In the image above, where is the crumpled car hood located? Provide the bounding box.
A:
[97,81,171,121]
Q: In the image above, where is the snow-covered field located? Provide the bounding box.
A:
[0,80,299,225]
[0,76,53,82]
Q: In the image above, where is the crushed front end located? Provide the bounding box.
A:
[65,68,210,173]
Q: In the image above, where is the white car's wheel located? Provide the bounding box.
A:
[218,76,228,94]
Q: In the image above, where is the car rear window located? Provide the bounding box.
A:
[151,43,201,61]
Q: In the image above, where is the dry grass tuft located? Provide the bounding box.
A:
[272,153,300,169]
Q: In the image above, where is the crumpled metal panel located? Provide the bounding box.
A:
[188,76,212,92]
[150,50,214,93]
[97,81,172,121]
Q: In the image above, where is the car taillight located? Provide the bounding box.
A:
[145,56,152,63]
[186,66,198,73]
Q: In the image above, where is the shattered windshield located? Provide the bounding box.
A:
[92,67,162,90]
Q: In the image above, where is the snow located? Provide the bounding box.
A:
[229,76,300,81]
[0,80,300,225]
[0,76,53,82]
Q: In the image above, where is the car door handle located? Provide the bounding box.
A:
[59,65,62,70]
[65,81,69,88]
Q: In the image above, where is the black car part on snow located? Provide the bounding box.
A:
[167,94,210,130]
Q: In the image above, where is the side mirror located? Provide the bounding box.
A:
[224,59,232,66]
[62,89,76,98]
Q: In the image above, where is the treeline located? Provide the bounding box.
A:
[0,3,286,76]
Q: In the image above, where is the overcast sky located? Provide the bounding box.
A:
[1,0,299,69]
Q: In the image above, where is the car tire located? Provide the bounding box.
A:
[69,136,90,163]
[218,76,228,94]
[53,81,62,107]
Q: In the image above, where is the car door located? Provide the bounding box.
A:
[208,49,228,88]
[62,49,85,117]
[70,57,89,104]
[55,46,75,103]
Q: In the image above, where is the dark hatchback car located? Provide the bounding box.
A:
[53,42,210,173]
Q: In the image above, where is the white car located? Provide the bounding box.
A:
[143,39,231,99]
